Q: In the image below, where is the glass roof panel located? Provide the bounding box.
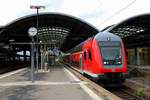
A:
[38,26,70,49]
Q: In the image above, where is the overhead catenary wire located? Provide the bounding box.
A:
[99,0,136,26]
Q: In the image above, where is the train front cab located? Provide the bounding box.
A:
[81,34,128,84]
[95,39,127,84]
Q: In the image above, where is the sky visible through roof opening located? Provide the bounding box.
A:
[0,0,149,30]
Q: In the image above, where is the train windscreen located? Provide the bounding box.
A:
[99,42,122,65]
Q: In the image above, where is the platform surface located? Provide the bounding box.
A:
[0,65,97,100]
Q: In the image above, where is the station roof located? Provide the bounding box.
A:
[107,13,150,48]
[0,13,99,53]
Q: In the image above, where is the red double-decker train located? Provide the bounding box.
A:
[63,32,127,84]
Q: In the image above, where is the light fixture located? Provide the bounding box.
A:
[9,39,15,42]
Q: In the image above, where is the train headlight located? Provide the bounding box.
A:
[118,61,121,64]
[104,61,109,64]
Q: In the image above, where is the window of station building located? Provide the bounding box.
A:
[88,50,92,60]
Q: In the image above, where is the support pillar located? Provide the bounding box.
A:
[31,38,35,82]
[12,47,16,61]
[136,48,140,65]
[134,48,137,65]
[41,50,43,70]
[23,50,26,62]
[30,50,31,62]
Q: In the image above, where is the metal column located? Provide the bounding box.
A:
[31,38,35,82]
[136,48,140,65]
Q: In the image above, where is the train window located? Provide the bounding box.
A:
[88,50,92,60]
[84,51,86,60]
[99,41,122,65]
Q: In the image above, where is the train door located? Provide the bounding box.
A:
[79,53,84,74]
[83,49,88,72]
[88,50,92,72]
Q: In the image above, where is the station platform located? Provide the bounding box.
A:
[0,65,101,100]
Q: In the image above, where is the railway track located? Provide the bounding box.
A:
[0,63,29,74]
[63,65,121,100]
[63,62,146,100]
[95,78,145,100]
[107,86,144,100]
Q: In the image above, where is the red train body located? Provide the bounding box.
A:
[64,32,127,84]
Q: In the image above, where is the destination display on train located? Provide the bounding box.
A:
[99,42,120,46]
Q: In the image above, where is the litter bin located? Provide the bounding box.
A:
[44,62,48,71]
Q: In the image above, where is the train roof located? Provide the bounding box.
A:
[95,32,122,42]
